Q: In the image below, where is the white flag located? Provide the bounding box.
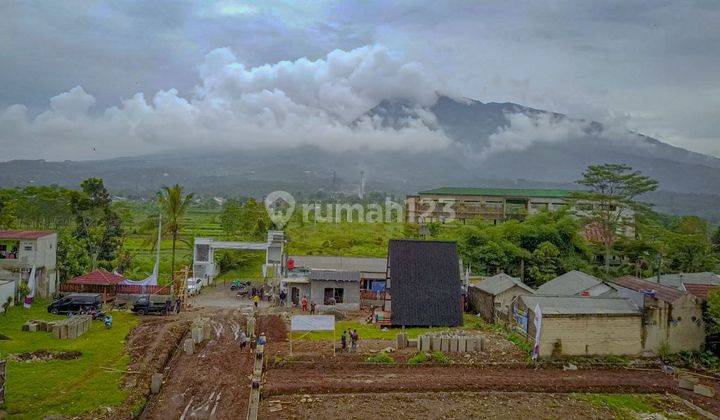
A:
[531,303,542,361]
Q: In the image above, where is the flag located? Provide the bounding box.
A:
[531,303,542,361]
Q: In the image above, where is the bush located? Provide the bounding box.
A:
[366,352,395,364]
[408,352,428,365]
[430,351,452,364]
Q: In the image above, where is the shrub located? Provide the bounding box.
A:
[366,352,395,364]
[408,352,428,365]
[430,351,452,364]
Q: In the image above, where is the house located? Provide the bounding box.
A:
[612,276,705,354]
[468,273,534,322]
[64,270,126,302]
[645,272,720,293]
[288,255,387,291]
[535,270,613,296]
[517,295,642,358]
[0,230,57,298]
[385,239,463,327]
[280,269,360,311]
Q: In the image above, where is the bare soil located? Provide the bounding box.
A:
[263,364,720,414]
[258,391,697,419]
[11,349,82,361]
[140,309,253,420]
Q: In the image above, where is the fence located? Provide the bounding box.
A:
[360,290,386,300]
[59,283,173,299]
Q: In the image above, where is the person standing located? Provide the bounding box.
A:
[257,332,267,346]
[279,289,287,306]
[175,298,182,313]
[340,330,347,352]
[351,329,359,352]
[310,301,316,314]
[239,331,248,351]
[300,295,308,312]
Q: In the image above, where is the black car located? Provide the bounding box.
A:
[47,293,101,315]
[131,295,171,315]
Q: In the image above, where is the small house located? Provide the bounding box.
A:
[468,273,534,322]
[0,230,57,298]
[517,295,642,358]
[281,269,360,311]
[535,270,613,296]
[612,276,705,354]
[386,239,463,327]
[288,255,387,291]
[64,270,126,302]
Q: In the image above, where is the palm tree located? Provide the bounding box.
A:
[157,184,194,280]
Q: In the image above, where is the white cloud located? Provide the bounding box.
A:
[0,45,451,160]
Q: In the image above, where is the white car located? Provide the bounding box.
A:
[187,278,203,295]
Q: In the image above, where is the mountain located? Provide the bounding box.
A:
[2,95,720,220]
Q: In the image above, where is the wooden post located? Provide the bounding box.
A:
[289,331,293,356]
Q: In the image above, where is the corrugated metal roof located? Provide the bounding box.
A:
[68,270,125,286]
[521,295,639,315]
[644,272,720,289]
[418,187,577,199]
[474,273,534,295]
[308,269,360,282]
[290,255,386,273]
[0,230,54,240]
[388,239,463,327]
[612,276,685,303]
[535,271,602,296]
[683,283,720,300]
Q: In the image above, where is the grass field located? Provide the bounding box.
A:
[0,302,138,419]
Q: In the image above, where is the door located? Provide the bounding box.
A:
[324,288,334,305]
[291,287,299,306]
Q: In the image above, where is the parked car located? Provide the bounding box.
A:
[47,293,101,315]
[131,295,171,315]
[187,278,203,295]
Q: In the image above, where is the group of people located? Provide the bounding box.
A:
[299,295,317,313]
[236,330,267,352]
[340,329,360,352]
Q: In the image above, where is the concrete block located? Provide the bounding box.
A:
[421,336,431,352]
[693,384,715,398]
[441,337,450,352]
[28,323,38,332]
[246,318,256,337]
[60,324,68,339]
[68,323,77,339]
[458,337,467,353]
[396,333,405,349]
[183,338,194,355]
[679,375,700,390]
[431,337,441,352]
[150,373,163,394]
[408,339,417,348]
[450,338,458,353]
[479,336,485,351]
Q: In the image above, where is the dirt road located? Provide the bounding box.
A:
[141,310,253,420]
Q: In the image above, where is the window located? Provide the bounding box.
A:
[323,287,344,304]
[24,245,33,251]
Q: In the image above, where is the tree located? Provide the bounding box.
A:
[69,178,123,269]
[220,200,243,236]
[574,164,658,271]
[528,241,561,286]
[706,289,720,335]
[157,184,194,279]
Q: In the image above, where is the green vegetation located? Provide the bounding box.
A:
[365,352,395,364]
[0,301,138,419]
[293,321,449,341]
[581,394,656,417]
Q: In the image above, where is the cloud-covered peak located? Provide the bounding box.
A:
[0,45,450,160]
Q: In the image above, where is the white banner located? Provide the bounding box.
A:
[291,315,335,331]
[531,303,542,361]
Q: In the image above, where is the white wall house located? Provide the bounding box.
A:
[0,230,57,298]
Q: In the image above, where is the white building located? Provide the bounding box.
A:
[0,230,58,298]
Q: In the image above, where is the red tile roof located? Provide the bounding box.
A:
[68,270,126,286]
[683,283,720,300]
[0,230,54,240]
[613,276,685,303]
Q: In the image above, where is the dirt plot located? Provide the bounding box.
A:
[258,391,697,419]
[256,314,288,342]
[141,310,253,420]
[263,365,720,414]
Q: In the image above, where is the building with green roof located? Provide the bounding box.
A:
[406,186,582,224]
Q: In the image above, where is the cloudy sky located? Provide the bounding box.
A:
[1,0,719,160]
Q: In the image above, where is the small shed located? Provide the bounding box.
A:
[387,239,463,327]
[468,273,534,322]
[517,295,642,358]
[280,269,361,311]
[64,270,126,301]
[612,276,705,354]
[535,270,612,296]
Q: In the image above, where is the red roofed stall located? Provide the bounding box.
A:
[60,270,126,302]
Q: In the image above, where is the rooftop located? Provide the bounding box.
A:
[644,272,720,289]
[418,187,578,199]
[308,269,361,282]
[68,270,126,286]
[290,255,387,273]
[521,295,639,316]
[0,230,54,240]
[612,276,686,303]
[535,270,602,296]
[683,283,720,300]
[474,273,534,295]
